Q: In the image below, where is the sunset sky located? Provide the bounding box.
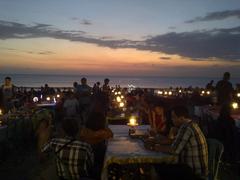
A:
[0,0,240,77]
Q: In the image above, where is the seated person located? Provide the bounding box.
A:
[85,111,109,179]
[144,106,208,178]
[40,118,94,179]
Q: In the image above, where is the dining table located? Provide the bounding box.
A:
[101,125,177,180]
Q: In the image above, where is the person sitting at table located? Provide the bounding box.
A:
[144,106,208,178]
[40,117,95,179]
[85,111,109,179]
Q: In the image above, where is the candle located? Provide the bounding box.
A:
[57,94,60,98]
[0,109,2,115]
[128,116,137,126]
[157,90,163,95]
[119,102,124,107]
[232,102,238,109]
[237,93,240,98]
[46,97,51,101]
[116,96,121,102]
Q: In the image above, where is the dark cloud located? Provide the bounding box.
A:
[185,9,240,23]
[71,17,79,21]
[38,51,55,55]
[159,57,171,60]
[168,26,176,30]
[0,20,240,61]
[81,19,92,25]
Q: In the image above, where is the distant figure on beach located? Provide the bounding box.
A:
[63,91,79,117]
[93,82,101,94]
[77,77,92,122]
[102,78,111,114]
[0,76,16,112]
[206,80,214,91]
[73,81,78,93]
[215,72,234,105]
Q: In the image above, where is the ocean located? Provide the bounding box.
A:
[0,74,239,88]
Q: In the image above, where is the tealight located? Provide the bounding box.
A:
[128,116,137,126]
[118,92,121,95]
[168,91,172,95]
[114,92,118,95]
[119,102,124,107]
[232,102,238,109]
[121,95,124,99]
[237,93,240,97]
[179,90,182,93]
[206,91,211,95]
[164,91,168,95]
[57,94,60,98]
[157,90,163,95]
[33,97,39,103]
[0,109,2,115]
[46,97,51,101]
[116,96,121,102]
[201,91,205,94]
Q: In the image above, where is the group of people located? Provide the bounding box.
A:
[0,72,238,179]
[36,77,113,180]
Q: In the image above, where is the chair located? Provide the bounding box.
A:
[207,138,224,180]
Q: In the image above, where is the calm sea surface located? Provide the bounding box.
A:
[0,74,239,88]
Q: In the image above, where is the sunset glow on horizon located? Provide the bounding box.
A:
[0,0,240,77]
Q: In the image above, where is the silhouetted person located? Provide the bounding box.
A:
[206,80,214,91]
[215,72,233,105]
[0,76,16,112]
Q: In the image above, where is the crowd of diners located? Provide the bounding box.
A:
[0,72,239,180]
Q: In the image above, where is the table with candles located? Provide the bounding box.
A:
[101,124,177,180]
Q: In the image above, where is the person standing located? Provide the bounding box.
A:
[0,77,16,112]
[215,72,234,105]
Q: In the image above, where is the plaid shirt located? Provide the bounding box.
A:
[172,121,208,176]
[42,137,94,179]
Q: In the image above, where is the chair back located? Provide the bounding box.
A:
[207,138,224,180]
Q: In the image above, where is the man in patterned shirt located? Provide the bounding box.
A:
[41,118,94,180]
[145,106,208,178]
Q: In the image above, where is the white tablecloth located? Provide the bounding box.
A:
[101,125,177,180]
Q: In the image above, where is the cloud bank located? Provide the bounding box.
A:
[185,9,240,23]
[0,20,240,61]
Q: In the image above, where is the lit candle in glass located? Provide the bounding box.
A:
[232,102,238,109]
[237,93,240,98]
[119,102,124,108]
[116,96,121,102]
[128,116,138,126]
